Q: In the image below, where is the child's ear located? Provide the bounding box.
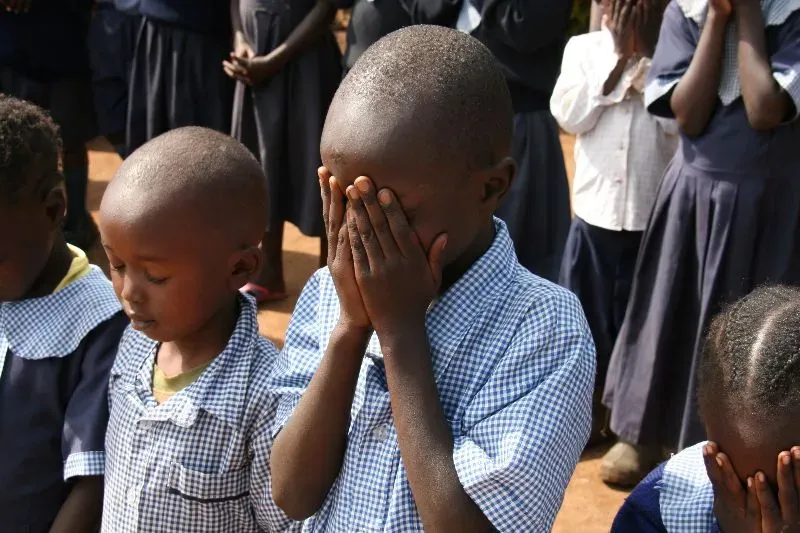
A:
[43,184,67,231]
[228,245,262,291]
[480,156,516,209]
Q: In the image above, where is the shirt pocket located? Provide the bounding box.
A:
[167,462,250,504]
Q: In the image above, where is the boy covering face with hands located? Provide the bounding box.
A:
[269,26,596,532]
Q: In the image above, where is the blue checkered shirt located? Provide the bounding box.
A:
[659,441,720,533]
[271,218,596,532]
[102,295,294,532]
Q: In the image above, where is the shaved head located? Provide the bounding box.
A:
[102,126,267,246]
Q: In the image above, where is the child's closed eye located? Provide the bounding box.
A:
[144,271,169,285]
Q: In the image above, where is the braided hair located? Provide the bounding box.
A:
[699,285,800,426]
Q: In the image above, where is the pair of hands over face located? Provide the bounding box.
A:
[704,442,800,532]
[605,0,668,59]
[319,167,448,338]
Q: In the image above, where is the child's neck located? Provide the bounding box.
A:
[439,218,496,295]
[155,295,240,376]
[23,236,73,300]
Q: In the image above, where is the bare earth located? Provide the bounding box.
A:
[85,133,629,532]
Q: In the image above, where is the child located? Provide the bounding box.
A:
[612,285,800,531]
[602,0,800,485]
[126,0,234,154]
[0,97,127,532]
[269,26,596,531]
[88,0,141,158]
[98,127,292,532]
[462,0,574,281]
[550,0,677,450]
[224,0,342,303]
[0,0,99,250]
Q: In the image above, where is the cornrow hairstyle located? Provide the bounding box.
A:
[698,285,800,423]
[335,25,514,171]
[0,96,62,204]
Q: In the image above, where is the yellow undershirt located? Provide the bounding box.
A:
[152,361,212,404]
[53,244,92,293]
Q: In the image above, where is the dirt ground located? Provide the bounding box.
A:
[85,133,629,532]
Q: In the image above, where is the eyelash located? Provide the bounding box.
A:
[109,264,168,285]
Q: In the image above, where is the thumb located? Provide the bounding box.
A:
[427,234,448,291]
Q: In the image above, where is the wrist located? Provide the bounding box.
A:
[707,9,731,27]
[333,317,373,344]
[376,318,428,358]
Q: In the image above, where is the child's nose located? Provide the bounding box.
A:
[120,273,145,305]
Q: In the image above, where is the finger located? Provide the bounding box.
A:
[746,477,763,527]
[377,188,418,257]
[611,0,620,24]
[328,176,346,261]
[354,177,399,258]
[704,443,725,490]
[319,168,333,262]
[717,452,747,506]
[779,452,799,523]
[427,233,448,291]
[755,471,782,529]
[793,447,800,497]
[620,0,634,28]
[223,60,249,77]
[347,185,384,266]
[347,208,370,276]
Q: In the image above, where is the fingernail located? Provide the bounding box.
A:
[378,190,392,205]
[747,477,753,488]
[703,445,711,457]
[716,456,723,467]
[355,178,370,192]
[793,448,800,459]
[329,176,336,188]
[783,453,792,466]
[347,186,358,200]
[757,472,766,483]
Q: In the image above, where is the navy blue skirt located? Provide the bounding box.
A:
[495,110,570,282]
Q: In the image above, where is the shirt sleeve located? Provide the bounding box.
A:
[452,290,596,531]
[249,419,298,532]
[470,0,572,53]
[771,10,800,120]
[550,33,638,135]
[268,271,324,438]
[644,1,698,118]
[611,463,669,533]
[62,312,127,481]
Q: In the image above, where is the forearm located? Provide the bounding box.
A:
[49,476,103,533]
[230,0,243,35]
[262,0,335,68]
[736,4,792,129]
[271,322,369,520]
[381,325,493,533]
[670,11,728,136]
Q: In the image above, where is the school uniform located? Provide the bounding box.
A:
[126,0,234,154]
[603,3,800,451]
[231,0,341,238]
[101,295,293,532]
[0,253,127,533]
[550,29,679,387]
[89,0,141,151]
[611,442,722,533]
[463,0,573,281]
[271,218,596,531]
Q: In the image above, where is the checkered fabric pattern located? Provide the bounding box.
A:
[0,266,121,479]
[101,295,294,533]
[659,441,717,532]
[270,218,597,532]
[672,0,800,105]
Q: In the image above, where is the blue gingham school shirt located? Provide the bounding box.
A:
[101,295,294,533]
[270,218,597,532]
[611,442,721,533]
[0,266,126,532]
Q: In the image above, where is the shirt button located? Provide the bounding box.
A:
[371,423,390,442]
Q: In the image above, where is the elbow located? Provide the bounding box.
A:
[271,480,322,521]
[745,105,784,131]
[675,114,704,138]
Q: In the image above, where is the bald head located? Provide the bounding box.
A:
[102,127,267,245]
[323,25,513,171]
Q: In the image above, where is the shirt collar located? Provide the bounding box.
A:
[1,266,122,359]
[659,441,716,532]
[130,294,263,429]
[424,217,519,378]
